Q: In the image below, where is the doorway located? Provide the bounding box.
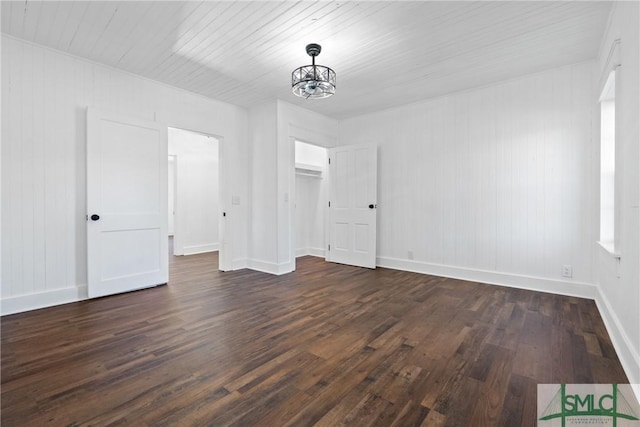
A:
[294,140,328,259]
[168,127,220,266]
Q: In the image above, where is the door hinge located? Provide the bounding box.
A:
[328,244,330,251]
[328,201,331,207]
[328,158,331,164]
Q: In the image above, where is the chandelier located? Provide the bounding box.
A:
[291,43,336,99]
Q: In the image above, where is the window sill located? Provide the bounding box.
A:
[598,241,621,259]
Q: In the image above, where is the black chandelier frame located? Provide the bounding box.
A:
[291,44,336,99]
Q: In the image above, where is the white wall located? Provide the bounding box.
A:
[1,35,250,314]
[594,1,640,386]
[247,101,279,273]
[169,128,219,256]
[247,100,338,274]
[296,141,327,167]
[339,62,597,296]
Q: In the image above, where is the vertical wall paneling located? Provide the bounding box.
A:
[1,35,249,314]
[247,101,278,272]
[43,47,56,295]
[9,39,24,297]
[32,42,45,295]
[70,51,83,291]
[339,62,598,296]
[0,32,7,297]
[21,41,35,296]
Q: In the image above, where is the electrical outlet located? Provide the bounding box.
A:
[561,265,573,278]
[408,250,414,260]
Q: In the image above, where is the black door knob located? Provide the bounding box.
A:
[368,204,375,209]
[90,214,100,221]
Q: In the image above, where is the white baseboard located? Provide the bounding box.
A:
[247,259,294,275]
[1,285,88,316]
[183,243,219,255]
[594,287,640,388]
[296,247,326,258]
[307,247,326,258]
[376,256,597,300]
[232,259,248,270]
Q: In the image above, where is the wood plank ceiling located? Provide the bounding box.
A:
[1,1,612,119]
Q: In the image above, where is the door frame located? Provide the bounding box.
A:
[292,138,330,261]
[167,154,177,240]
[287,125,337,272]
[166,125,231,271]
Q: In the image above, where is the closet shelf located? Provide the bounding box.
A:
[295,162,323,178]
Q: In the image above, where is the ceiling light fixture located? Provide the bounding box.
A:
[292,43,336,99]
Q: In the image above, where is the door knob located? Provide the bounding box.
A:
[368,204,376,209]
[90,214,100,221]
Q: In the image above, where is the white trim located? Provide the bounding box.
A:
[232,259,248,270]
[594,287,640,388]
[247,259,293,275]
[307,247,326,258]
[597,241,621,259]
[376,257,598,299]
[599,70,617,102]
[296,247,326,258]
[1,286,88,316]
[288,123,337,149]
[183,243,219,255]
[599,38,622,89]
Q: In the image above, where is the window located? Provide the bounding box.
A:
[599,70,616,251]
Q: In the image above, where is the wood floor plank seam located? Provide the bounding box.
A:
[1,251,630,426]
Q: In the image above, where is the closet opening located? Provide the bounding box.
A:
[294,140,328,259]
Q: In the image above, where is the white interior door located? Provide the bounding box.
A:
[87,108,168,298]
[328,144,377,268]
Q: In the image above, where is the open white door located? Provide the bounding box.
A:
[87,108,168,298]
[327,144,377,268]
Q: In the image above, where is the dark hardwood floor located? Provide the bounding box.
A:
[1,248,629,426]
